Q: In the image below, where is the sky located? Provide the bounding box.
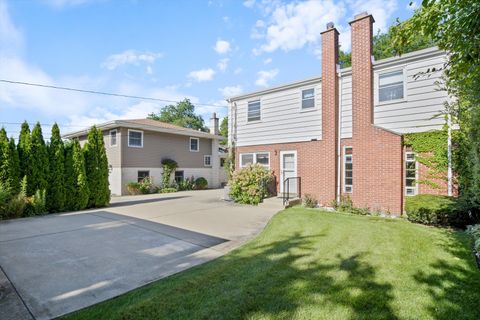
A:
[0,0,417,140]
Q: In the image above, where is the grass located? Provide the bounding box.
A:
[65,208,480,320]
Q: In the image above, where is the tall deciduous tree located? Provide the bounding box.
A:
[219,117,228,145]
[148,99,208,132]
[84,127,110,207]
[30,122,49,195]
[47,123,65,212]
[17,121,32,194]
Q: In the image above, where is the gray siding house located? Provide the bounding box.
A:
[64,115,226,195]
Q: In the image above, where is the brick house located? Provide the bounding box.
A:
[227,12,454,215]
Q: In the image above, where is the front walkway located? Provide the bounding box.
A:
[0,189,282,320]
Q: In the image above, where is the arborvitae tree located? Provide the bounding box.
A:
[17,121,33,194]
[72,139,89,210]
[83,127,110,207]
[63,141,76,211]
[47,123,65,212]
[30,122,49,195]
[0,130,20,196]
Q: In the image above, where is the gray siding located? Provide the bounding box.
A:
[234,81,322,147]
[120,128,212,168]
[77,131,122,167]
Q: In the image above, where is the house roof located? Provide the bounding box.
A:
[62,118,223,140]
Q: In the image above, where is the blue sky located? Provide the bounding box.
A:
[0,0,417,139]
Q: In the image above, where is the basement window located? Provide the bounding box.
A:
[344,147,353,193]
[137,170,149,183]
[301,88,315,109]
[405,152,417,196]
[379,70,404,102]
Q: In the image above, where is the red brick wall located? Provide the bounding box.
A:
[349,14,403,214]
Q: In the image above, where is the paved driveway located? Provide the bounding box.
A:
[0,189,282,320]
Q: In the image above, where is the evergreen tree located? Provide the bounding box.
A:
[72,139,89,210]
[17,121,33,194]
[0,130,20,196]
[83,127,110,207]
[47,123,65,212]
[63,141,76,211]
[30,122,49,195]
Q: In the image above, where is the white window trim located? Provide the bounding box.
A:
[343,146,353,193]
[300,87,317,112]
[375,66,408,106]
[109,129,117,147]
[240,152,270,168]
[405,151,418,196]
[189,137,199,152]
[204,155,212,167]
[247,100,262,123]
[128,129,143,148]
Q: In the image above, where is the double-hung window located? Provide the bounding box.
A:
[379,70,404,102]
[240,152,270,168]
[301,88,315,109]
[405,152,417,196]
[190,137,199,152]
[247,100,261,122]
[110,129,117,147]
[344,147,353,193]
[128,130,143,148]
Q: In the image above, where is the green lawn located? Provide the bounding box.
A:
[66,208,480,320]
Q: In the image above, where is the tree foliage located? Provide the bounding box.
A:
[17,121,33,195]
[47,123,65,212]
[72,139,90,210]
[219,117,228,145]
[148,99,208,132]
[84,127,110,207]
[392,0,480,214]
[29,122,49,196]
[0,130,20,196]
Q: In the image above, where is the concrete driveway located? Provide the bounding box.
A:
[0,189,282,320]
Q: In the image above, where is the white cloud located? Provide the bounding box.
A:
[255,69,278,87]
[253,1,346,55]
[219,85,243,98]
[214,39,231,54]
[234,68,243,75]
[348,0,398,33]
[102,50,163,70]
[263,57,272,64]
[146,66,153,75]
[188,68,216,82]
[217,58,229,72]
[243,0,256,8]
[0,1,23,56]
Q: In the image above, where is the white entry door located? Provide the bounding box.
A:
[280,151,297,195]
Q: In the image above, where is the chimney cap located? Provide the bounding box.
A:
[326,22,334,29]
[349,11,375,25]
[211,112,217,119]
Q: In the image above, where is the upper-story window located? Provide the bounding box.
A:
[379,70,404,102]
[128,130,143,148]
[110,129,117,147]
[301,88,315,109]
[247,100,261,122]
[190,137,199,152]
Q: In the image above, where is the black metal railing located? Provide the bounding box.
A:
[283,177,301,205]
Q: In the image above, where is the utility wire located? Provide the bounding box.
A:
[0,79,228,108]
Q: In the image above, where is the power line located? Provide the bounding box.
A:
[0,79,228,108]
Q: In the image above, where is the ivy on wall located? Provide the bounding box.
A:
[404,129,448,188]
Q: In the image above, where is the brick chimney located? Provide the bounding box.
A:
[349,12,403,214]
[320,22,339,203]
[209,112,219,135]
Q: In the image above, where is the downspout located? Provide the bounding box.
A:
[336,65,342,203]
[447,113,453,196]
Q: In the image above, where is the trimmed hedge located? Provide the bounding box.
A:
[405,194,457,226]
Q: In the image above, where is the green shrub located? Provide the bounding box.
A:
[303,194,318,208]
[405,194,457,226]
[331,195,354,213]
[161,188,178,193]
[25,189,47,216]
[178,177,194,191]
[161,158,178,189]
[127,182,141,195]
[229,164,273,205]
[194,177,208,190]
[5,192,26,219]
[127,177,158,195]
